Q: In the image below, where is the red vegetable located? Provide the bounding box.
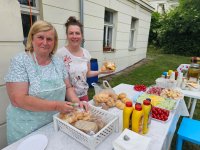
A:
[134,84,147,92]
[152,107,170,122]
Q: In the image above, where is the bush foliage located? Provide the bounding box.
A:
[149,0,200,56]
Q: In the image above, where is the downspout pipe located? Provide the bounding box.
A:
[80,0,84,47]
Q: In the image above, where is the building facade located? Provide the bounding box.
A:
[147,0,179,13]
[0,0,153,148]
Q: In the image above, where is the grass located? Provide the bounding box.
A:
[88,45,200,150]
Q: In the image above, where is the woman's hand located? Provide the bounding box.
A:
[55,101,75,113]
[99,69,114,75]
[78,101,89,111]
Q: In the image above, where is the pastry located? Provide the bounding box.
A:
[105,61,116,71]
[115,100,125,110]
[101,103,109,110]
[93,93,109,103]
[59,112,77,123]
[101,61,116,71]
[121,97,131,104]
[106,97,115,107]
[100,65,107,72]
[74,120,98,133]
[118,93,127,99]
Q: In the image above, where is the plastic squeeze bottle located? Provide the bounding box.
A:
[142,100,152,134]
[123,101,133,130]
[132,103,144,134]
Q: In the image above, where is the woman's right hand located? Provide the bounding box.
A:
[55,101,75,113]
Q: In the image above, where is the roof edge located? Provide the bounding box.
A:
[128,0,155,12]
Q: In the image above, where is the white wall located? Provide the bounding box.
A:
[84,0,152,72]
[42,0,152,73]
[0,0,24,149]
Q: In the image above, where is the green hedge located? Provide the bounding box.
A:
[149,0,200,56]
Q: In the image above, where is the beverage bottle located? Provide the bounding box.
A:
[132,103,144,134]
[168,70,173,76]
[142,100,151,134]
[176,72,183,88]
[146,98,152,125]
[123,101,133,130]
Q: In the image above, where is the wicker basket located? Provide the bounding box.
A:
[53,104,119,150]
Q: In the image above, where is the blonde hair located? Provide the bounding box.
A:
[25,20,58,56]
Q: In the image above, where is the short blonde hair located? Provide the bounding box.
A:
[25,20,58,56]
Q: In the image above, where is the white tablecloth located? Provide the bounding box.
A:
[3,84,189,150]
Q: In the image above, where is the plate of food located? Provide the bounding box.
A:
[133,84,147,92]
[146,86,163,96]
[160,88,184,100]
[136,93,177,111]
[152,106,171,123]
[100,61,116,72]
[185,81,200,91]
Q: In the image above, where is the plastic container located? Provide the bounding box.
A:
[170,72,175,80]
[187,63,200,82]
[162,72,168,78]
[123,101,133,130]
[142,100,152,134]
[53,104,119,150]
[132,103,144,134]
[156,78,177,88]
[176,72,183,88]
[168,70,173,76]
[87,58,99,87]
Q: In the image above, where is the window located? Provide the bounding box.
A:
[129,18,137,50]
[18,0,40,44]
[103,10,115,52]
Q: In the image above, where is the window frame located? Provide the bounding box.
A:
[19,0,40,42]
[128,18,137,51]
[103,10,116,52]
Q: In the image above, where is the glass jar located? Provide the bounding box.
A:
[187,63,200,82]
[191,57,200,64]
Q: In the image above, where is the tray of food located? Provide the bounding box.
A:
[100,61,116,72]
[92,81,132,110]
[136,93,178,111]
[146,86,163,96]
[133,84,147,92]
[160,88,184,100]
[53,104,119,150]
[152,106,171,123]
[184,80,200,91]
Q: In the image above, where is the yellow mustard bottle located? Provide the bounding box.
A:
[142,100,151,134]
[132,103,144,134]
[123,101,133,130]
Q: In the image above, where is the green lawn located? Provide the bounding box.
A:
[88,46,200,150]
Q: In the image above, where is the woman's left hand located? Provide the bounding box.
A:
[99,70,114,74]
[79,101,89,111]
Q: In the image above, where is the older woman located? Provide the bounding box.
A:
[56,16,113,101]
[5,20,87,144]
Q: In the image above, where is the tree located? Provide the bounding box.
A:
[149,0,200,56]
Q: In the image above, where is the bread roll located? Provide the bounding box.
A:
[59,113,77,123]
[74,120,98,134]
[115,100,125,110]
[118,93,127,99]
